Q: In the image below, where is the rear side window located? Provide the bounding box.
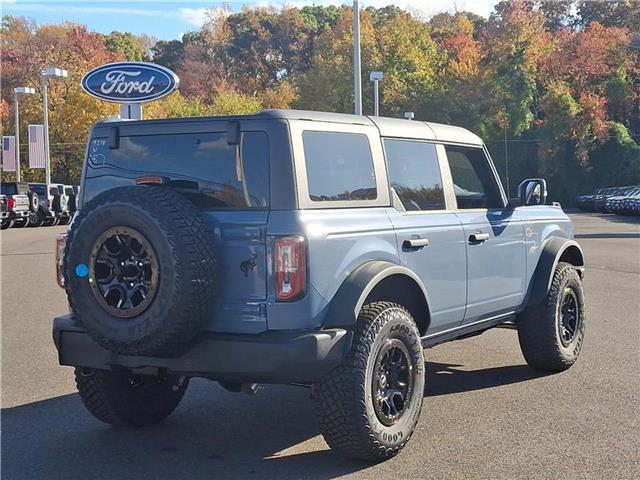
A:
[86,131,269,208]
[383,139,445,211]
[445,146,503,210]
[302,131,376,202]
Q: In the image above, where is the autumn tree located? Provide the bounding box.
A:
[1,17,119,182]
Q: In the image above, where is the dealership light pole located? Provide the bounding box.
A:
[370,71,383,116]
[14,87,36,182]
[353,0,362,115]
[41,67,68,185]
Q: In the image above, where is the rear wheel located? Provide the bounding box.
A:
[517,262,585,372]
[75,368,188,427]
[315,302,425,462]
[13,217,29,228]
[1,218,12,230]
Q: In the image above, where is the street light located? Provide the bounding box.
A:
[13,87,36,182]
[41,67,68,185]
[353,0,362,115]
[369,71,383,116]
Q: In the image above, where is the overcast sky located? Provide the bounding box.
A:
[1,0,498,40]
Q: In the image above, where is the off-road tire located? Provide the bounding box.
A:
[35,207,49,227]
[28,210,45,227]
[64,185,217,357]
[75,368,188,427]
[13,217,29,228]
[27,191,39,213]
[315,301,425,462]
[517,262,585,372]
[1,218,11,230]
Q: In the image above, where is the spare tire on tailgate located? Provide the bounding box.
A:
[63,186,217,357]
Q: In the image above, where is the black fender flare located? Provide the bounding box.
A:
[324,261,430,328]
[526,237,585,306]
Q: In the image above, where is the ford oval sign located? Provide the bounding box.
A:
[81,62,179,103]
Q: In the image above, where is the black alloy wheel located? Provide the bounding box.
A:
[89,227,159,319]
[558,287,580,346]
[372,339,414,427]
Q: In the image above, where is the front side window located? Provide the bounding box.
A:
[384,139,445,211]
[303,131,377,202]
[445,146,503,209]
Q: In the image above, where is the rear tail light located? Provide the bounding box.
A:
[275,236,306,301]
[7,197,15,209]
[56,233,68,288]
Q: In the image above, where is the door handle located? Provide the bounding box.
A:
[403,238,429,249]
[469,232,490,243]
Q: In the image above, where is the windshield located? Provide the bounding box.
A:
[29,184,47,196]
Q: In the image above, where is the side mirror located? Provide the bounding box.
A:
[517,178,547,206]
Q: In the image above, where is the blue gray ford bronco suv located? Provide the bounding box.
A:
[54,110,585,461]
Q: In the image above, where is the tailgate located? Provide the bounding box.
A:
[204,210,268,334]
[13,195,30,211]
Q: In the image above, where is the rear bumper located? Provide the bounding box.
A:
[10,209,29,219]
[53,314,351,384]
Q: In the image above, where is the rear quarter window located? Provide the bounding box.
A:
[302,131,377,202]
[85,131,269,209]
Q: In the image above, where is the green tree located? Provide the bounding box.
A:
[535,0,575,31]
[103,31,145,60]
[151,39,184,72]
[575,0,640,29]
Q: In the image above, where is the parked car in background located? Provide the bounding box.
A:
[64,185,79,216]
[50,183,71,225]
[1,194,9,229]
[1,181,35,228]
[576,188,604,211]
[605,187,640,214]
[28,183,72,226]
[576,185,640,216]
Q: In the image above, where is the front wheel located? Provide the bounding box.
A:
[75,368,188,427]
[315,302,425,462]
[28,211,44,227]
[517,262,586,372]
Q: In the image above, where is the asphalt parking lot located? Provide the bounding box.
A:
[1,212,639,480]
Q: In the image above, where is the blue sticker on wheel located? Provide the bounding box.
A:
[75,263,89,278]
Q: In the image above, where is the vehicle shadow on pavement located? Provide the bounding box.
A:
[2,364,546,480]
[1,380,368,480]
[425,362,548,397]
